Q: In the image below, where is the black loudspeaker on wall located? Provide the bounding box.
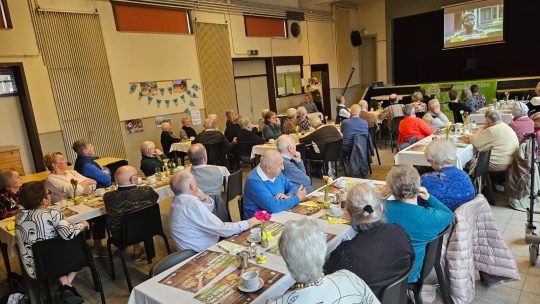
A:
[350,30,362,46]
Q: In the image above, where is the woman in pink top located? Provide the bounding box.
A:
[509,103,534,143]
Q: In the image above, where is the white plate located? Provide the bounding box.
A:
[327,209,344,218]
[238,278,264,293]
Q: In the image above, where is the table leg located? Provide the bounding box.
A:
[0,241,13,290]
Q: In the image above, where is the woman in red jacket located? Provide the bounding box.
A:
[398,104,434,149]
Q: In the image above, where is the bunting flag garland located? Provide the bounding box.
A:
[180,95,186,102]
[147,96,153,105]
[138,91,144,100]
[156,99,162,107]
[130,83,138,94]
[159,88,165,96]
[165,100,170,108]
[191,84,200,91]
[167,87,173,95]
[183,107,190,114]
[189,100,196,107]
[173,98,179,106]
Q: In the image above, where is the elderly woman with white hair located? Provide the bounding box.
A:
[460,88,477,112]
[421,140,475,211]
[281,108,298,134]
[384,165,453,283]
[295,106,311,132]
[411,91,427,113]
[466,109,519,172]
[299,115,342,160]
[268,218,379,304]
[508,102,534,143]
[324,184,413,300]
[422,99,450,131]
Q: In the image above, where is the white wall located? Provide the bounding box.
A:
[356,0,387,84]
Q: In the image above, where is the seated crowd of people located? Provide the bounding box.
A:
[2,82,537,303]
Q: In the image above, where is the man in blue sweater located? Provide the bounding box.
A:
[341,104,368,155]
[276,135,313,193]
[73,139,112,188]
[243,150,307,218]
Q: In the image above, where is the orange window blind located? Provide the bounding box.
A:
[112,3,190,34]
[244,16,287,38]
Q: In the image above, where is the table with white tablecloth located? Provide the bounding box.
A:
[128,177,385,304]
[468,110,513,124]
[394,134,475,169]
[170,140,193,154]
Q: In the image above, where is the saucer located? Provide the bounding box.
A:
[238,278,264,293]
[247,236,261,243]
[327,209,344,218]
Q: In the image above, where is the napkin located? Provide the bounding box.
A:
[327,217,350,224]
[217,241,245,255]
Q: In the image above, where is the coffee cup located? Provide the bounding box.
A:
[329,204,341,216]
[268,139,275,144]
[335,179,345,188]
[189,136,195,141]
[241,271,259,289]
[249,228,261,242]
[147,176,157,185]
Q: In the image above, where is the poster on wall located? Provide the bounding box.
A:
[418,79,498,103]
[173,80,188,93]
[140,82,158,96]
[155,116,171,128]
[125,119,143,134]
[190,109,202,125]
[129,79,203,111]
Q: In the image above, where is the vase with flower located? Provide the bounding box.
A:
[254,211,273,248]
[70,178,79,205]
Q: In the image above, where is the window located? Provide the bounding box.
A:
[276,65,302,97]
[112,3,191,34]
[244,16,287,38]
[0,0,12,29]
[0,69,18,95]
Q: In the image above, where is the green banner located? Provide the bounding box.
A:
[419,79,498,104]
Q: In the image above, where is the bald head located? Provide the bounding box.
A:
[389,94,398,104]
[204,117,217,129]
[187,143,207,166]
[350,104,361,117]
[115,165,138,186]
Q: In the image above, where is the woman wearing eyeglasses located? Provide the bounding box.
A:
[16,181,89,303]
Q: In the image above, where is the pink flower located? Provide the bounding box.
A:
[255,211,272,222]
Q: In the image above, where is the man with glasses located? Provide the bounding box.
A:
[103,165,159,261]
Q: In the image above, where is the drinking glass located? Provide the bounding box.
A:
[88,184,96,200]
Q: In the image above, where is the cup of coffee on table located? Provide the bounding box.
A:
[250,228,261,242]
[242,271,259,289]
[329,204,341,216]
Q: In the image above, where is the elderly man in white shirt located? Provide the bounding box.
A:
[169,170,259,252]
[422,99,450,131]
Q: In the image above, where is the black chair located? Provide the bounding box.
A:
[390,116,405,153]
[471,147,494,203]
[305,139,346,178]
[408,225,452,304]
[380,255,414,304]
[226,169,245,220]
[415,111,426,118]
[106,203,171,291]
[448,102,472,123]
[31,232,106,304]
[149,249,197,277]
[368,126,381,166]
[204,142,236,171]
[105,159,128,183]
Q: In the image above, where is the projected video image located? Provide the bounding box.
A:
[444,2,503,49]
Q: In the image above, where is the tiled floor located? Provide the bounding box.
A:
[2,143,540,303]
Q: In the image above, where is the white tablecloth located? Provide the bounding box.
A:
[468,112,513,124]
[394,134,474,169]
[170,141,192,153]
[128,177,382,304]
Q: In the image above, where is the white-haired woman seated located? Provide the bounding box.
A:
[508,102,534,143]
[268,218,379,304]
[421,140,475,211]
[465,109,519,172]
[324,184,413,300]
[282,108,298,134]
[295,107,311,132]
[384,165,453,283]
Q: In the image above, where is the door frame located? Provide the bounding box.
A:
[310,64,331,118]
[0,62,44,172]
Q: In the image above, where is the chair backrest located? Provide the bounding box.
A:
[419,225,452,282]
[33,232,91,279]
[149,249,197,277]
[381,255,415,304]
[324,139,344,162]
[204,143,225,166]
[105,159,129,182]
[226,169,243,202]
[415,111,425,118]
[472,147,493,179]
[121,203,164,247]
[391,116,405,133]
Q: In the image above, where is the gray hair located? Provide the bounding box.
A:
[428,99,440,111]
[386,165,420,200]
[0,169,17,190]
[204,117,216,129]
[350,104,361,116]
[412,91,423,103]
[425,140,457,166]
[238,116,252,129]
[403,104,415,116]
[461,89,472,101]
[260,149,281,167]
[276,134,294,153]
[485,109,501,125]
[512,102,529,117]
[160,121,171,131]
[347,184,382,224]
[170,170,194,195]
[358,100,368,110]
[286,108,297,119]
[187,143,206,166]
[309,115,322,127]
[72,139,90,155]
[140,141,155,155]
[207,114,218,121]
[278,218,327,283]
[297,107,308,118]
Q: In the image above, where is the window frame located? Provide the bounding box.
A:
[0,0,12,29]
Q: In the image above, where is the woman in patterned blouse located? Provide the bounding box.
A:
[0,169,22,219]
[295,106,312,132]
[282,108,298,134]
[16,181,89,300]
